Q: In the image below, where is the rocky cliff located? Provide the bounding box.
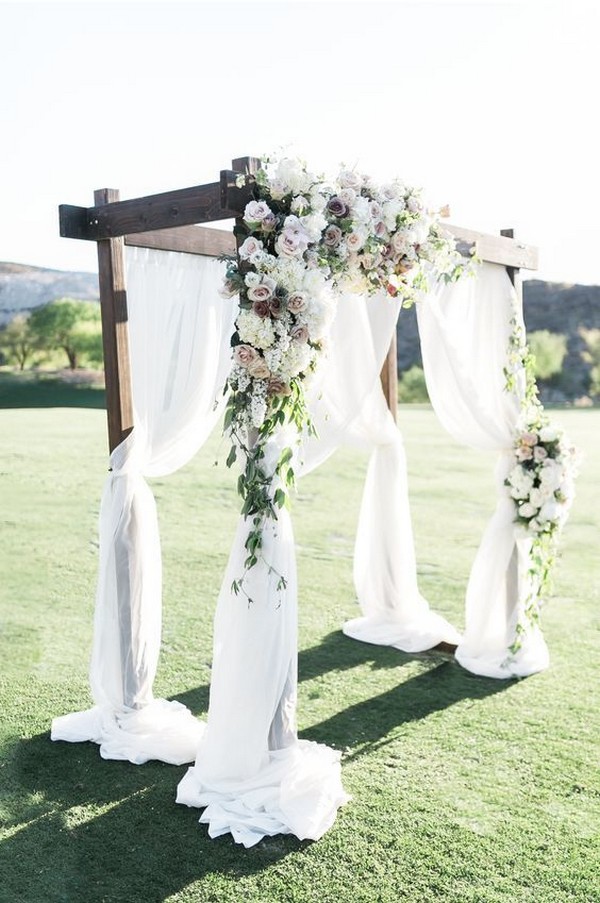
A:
[0,262,98,326]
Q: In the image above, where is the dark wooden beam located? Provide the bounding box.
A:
[125,225,236,257]
[60,182,241,242]
[220,169,254,217]
[95,188,134,453]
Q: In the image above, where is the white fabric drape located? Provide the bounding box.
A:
[302,290,460,650]
[417,262,549,678]
[51,248,236,763]
[177,290,459,846]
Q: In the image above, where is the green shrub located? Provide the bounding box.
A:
[0,314,40,370]
[29,298,103,370]
[398,365,430,403]
[527,330,568,381]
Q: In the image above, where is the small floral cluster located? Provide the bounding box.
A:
[221,155,466,588]
[506,422,578,536]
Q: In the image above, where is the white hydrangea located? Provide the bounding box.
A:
[300,212,328,242]
[507,466,534,500]
[236,310,276,349]
[275,158,314,195]
[279,340,313,381]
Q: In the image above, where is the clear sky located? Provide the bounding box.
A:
[1,0,598,285]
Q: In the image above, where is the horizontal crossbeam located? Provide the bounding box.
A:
[445,224,538,271]
[124,225,236,257]
[59,182,241,241]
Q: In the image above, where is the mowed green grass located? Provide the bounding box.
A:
[0,403,598,903]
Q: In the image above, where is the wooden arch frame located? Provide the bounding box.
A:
[59,155,539,453]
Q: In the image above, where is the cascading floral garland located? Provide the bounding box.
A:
[503,314,579,653]
[220,156,466,592]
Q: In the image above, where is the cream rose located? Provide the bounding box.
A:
[247,356,271,379]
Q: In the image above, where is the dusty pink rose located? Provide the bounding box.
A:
[521,431,538,446]
[247,357,271,379]
[392,231,409,253]
[252,299,270,318]
[323,225,343,248]
[374,220,388,239]
[287,292,307,313]
[238,236,263,260]
[267,376,292,397]
[233,344,257,367]
[534,446,549,462]
[516,446,534,462]
[290,325,309,343]
[247,283,274,303]
[346,231,366,252]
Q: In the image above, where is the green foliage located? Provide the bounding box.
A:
[0,314,40,370]
[580,327,600,396]
[397,365,430,403]
[528,329,568,381]
[28,298,103,370]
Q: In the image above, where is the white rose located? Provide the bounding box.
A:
[269,178,287,200]
[238,236,264,260]
[519,502,537,518]
[538,499,561,523]
[346,230,367,252]
[245,272,260,288]
[300,212,327,242]
[291,195,310,214]
[338,169,363,191]
[244,200,272,224]
[339,188,356,207]
[539,425,559,443]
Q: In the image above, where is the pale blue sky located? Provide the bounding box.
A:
[1,0,598,284]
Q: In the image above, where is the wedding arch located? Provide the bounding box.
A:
[52,155,574,847]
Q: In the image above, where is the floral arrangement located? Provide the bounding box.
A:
[221,155,467,590]
[504,318,580,653]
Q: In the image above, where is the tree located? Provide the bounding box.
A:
[0,314,39,370]
[580,328,600,397]
[29,298,103,370]
[528,330,568,382]
[398,365,430,403]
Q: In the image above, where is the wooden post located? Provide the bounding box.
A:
[500,227,523,309]
[380,333,398,422]
[94,188,134,454]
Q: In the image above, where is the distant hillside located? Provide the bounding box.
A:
[1,262,599,400]
[398,278,600,402]
[0,262,98,326]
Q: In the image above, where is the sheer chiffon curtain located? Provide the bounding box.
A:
[417,262,549,678]
[51,248,236,764]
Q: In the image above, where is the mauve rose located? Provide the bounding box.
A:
[247,357,271,379]
[323,225,343,248]
[369,200,382,219]
[290,325,309,343]
[261,212,277,232]
[287,292,307,312]
[327,196,349,218]
[516,446,534,462]
[233,344,257,366]
[381,243,395,260]
[247,283,273,303]
[252,299,270,318]
[269,297,282,318]
[534,446,549,462]
[374,220,388,239]
[267,376,292,397]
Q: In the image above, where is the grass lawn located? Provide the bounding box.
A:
[0,398,598,903]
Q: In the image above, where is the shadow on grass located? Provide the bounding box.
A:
[303,659,507,760]
[6,734,297,903]
[0,371,106,409]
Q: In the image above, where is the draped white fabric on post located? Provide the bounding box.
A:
[302,290,461,651]
[417,262,549,678]
[177,289,459,846]
[51,248,237,763]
